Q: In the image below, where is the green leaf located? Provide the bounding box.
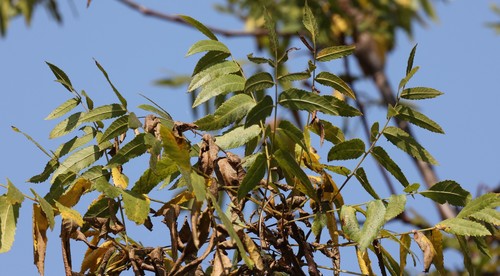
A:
[276,120,307,151]
[132,157,179,194]
[94,60,127,108]
[325,165,351,176]
[316,45,356,62]
[398,66,419,91]
[370,122,379,144]
[11,126,52,158]
[186,40,230,56]
[159,125,191,172]
[121,190,150,225]
[215,125,261,150]
[382,126,438,165]
[472,236,492,258]
[395,105,444,133]
[385,194,406,221]
[30,189,55,230]
[189,61,240,92]
[5,180,23,205]
[105,134,152,169]
[274,149,317,201]
[80,104,126,123]
[470,209,500,226]
[327,138,365,161]
[195,94,255,131]
[128,112,142,129]
[45,98,80,120]
[436,218,491,236]
[278,71,311,82]
[400,87,443,100]
[49,111,85,139]
[371,146,410,187]
[404,183,420,193]
[28,157,59,183]
[420,180,470,206]
[52,145,102,183]
[312,213,326,237]
[354,167,380,199]
[264,9,278,55]
[303,1,318,44]
[0,196,20,253]
[245,95,273,127]
[406,44,418,76]
[309,119,345,145]
[179,15,218,40]
[208,193,254,269]
[340,206,361,241]
[238,153,266,200]
[323,95,362,117]
[278,88,340,116]
[54,126,97,158]
[192,75,245,108]
[193,51,230,76]
[245,72,274,93]
[137,104,173,122]
[457,193,500,219]
[99,115,129,143]
[457,235,475,275]
[93,179,121,198]
[46,62,74,92]
[315,72,356,99]
[247,53,272,65]
[358,200,386,251]
[190,171,207,202]
[55,201,83,226]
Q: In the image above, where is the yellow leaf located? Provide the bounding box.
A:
[399,233,411,275]
[58,178,92,208]
[111,167,128,189]
[33,204,49,276]
[430,229,445,274]
[356,247,375,275]
[80,240,115,273]
[413,230,436,273]
[167,190,194,206]
[242,232,264,271]
[55,201,84,227]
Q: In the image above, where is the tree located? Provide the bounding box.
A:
[0,1,499,275]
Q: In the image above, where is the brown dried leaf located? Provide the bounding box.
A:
[413,230,436,273]
[173,121,198,136]
[33,204,49,276]
[215,152,245,187]
[211,248,232,276]
[198,134,219,176]
[241,232,264,271]
[80,240,115,274]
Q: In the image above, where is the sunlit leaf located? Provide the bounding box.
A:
[55,201,83,227]
[238,152,266,200]
[132,157,179,194]
[121,190,150,225]
[400,87,443,100]
[195,94,255,131]
[186,40,230,56]
[358,200,386,251]
[189,61,240,92]
[385,194,406,221]
[469,208,500,226]
[247,53,273,65]
[412,231,435,273]
[128,112,141,129]
[371,146,410,187]
[111,167,128,189]
[328,138,365,161]
[404,183,420,193]
[303,1,318,44]
[309,119,344,145]
[420,180,470,206]
[0,196,19,253]
[95,60,128,108]
[395,105,444,133]
[245,72,274,93]
[215,125,261,150]
[340,206,361,241]
[398,66,419,91]
[192,74,245,107]
[315,72,355,99]
[54,127,97,158]
[192,51,230,76]
[52,145,102,183]
[399,233,412,273]
[57,178,92,208]
[30,189,55,230]
[45,98,80,120]
[46,62,74,92]
[323,95,362,117]
[278,71,310,82]
[436,218,491,236]
[49,111,85,139]
[105,133,153,169]
[383,126,438,165]
[80,104,126,123]
[179,15,218,40]
[80,240,115,274]
[316,45,355,62]
[159,125,191,172]
[279,88,344,116]
[32,204,48,275]
[430,229,445,275]
[354,168,380,199]
[456,193,499,219]
[99,115,129,143]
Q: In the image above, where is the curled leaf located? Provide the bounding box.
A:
[412,230,435,273]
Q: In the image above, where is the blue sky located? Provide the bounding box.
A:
[0,1,499,275]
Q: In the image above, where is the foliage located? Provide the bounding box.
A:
[1,2,499,276]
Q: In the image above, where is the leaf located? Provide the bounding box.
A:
[192,51,230,76]
[356,248,374,276]
[247,53,272,65]
[303,1,318,44]
[80,104,126,123]
[325,165,351,176]
[5,180,23,205]
[400,87,443,100]
[137,104,172,123]
[264,9,278,54]
[208,193,254,268]
[32,204,49,275]
[11,126,52,158]
[412,231,435,273]
[354,167,380,199]
[55,201,83,227]
[46,62,74,92]
[472,236,492,258]
[398,66,419,91]
[315,72,356,99]
[399,233,412,274]
[322,95,362,117]
[276,120,307,151]
[420,180,470,206]
[430,229,445,275]
[80,240,115,274]
[159,125,191,172]
[57,178,92,208]
[406,44,418,75]
[242,232,265,271]
[132,157,179,194]
[456,235,475,275]
[30,189,55,230]
[385,194,406,221]
[312,213,326,237]
[192,74,245,107]
[55,126,97,158]
[128,112,142,129]
[186,40,230,56]
[404,183,420,193]
[395,105,444,133]
[327,138,365,161]
[469,208,500,226]
[99,115,129,143]
[382,126,438,165]
[245,72,274,93]
[190,171,206,202]
[45,98,80,120]
[309,119,344,145]
[179,15,217,40]
[245,95,273,127]
[316,45,356,62]
[111,168,128,189]
[93,179,121,198]
[457,193,500,219]
[195,94,255,131]
[340,206,361,241]
[121,190,150,224]
[279,88,341,116]
[215,125,261,150]
[358,200,386,251]
[238,153,266,200]
[278,71,311,82]
[0,196,19,253]
[371,146,410,187]
[105,133,153,169]
[436,218,491,236]
[370,122,379,144]
[49,111,85,139]
[94,60,127,108]
[274,149,317,201]
[189,61,240,92]
[52,145,102,183]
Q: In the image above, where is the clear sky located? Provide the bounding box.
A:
[0,1,499,275]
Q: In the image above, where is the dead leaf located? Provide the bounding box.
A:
[57,178,92,208]
[413,230,436,273]
[144,114,161,140]
[211,248,232,276]
[173,121,198,137]
[356,247,375,275]
[241,232,264,271]
[33,204,49,276]
[215,152,245,188]
[198,134,219,176]
[80,240,115,274]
